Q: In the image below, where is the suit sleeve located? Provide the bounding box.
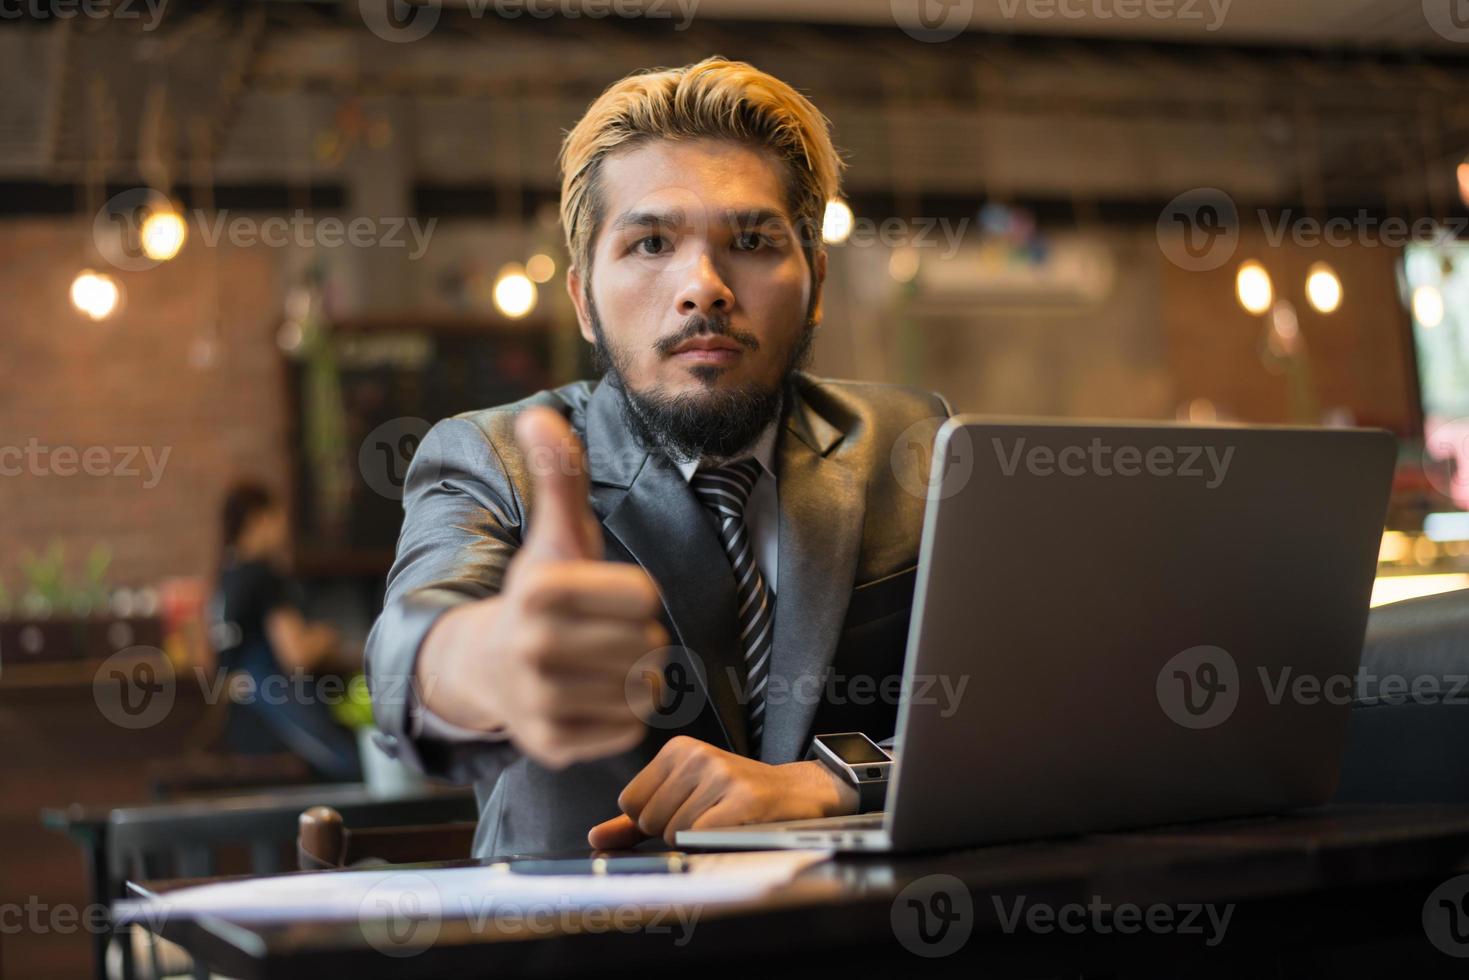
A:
[364,415,527,784]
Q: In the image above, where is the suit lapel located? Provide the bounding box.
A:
[582,379,750,757]
[762,382,865,764]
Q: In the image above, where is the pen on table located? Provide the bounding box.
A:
[497,854,691,875]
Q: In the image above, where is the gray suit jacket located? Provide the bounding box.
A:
[364,371,953,857]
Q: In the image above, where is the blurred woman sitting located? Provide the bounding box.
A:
[208,481,361,781]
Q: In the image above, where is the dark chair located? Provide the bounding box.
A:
[45,785,477,980]
[297,805,478,870]
[1335,588,1469,803]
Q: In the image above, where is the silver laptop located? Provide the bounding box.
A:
[677,417,1396,852]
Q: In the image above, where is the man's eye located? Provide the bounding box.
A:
[734,232,769,251]
[635,235,669,255]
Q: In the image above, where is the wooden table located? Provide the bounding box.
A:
[126,805,1469,979]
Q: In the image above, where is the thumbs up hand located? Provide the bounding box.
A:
[507,407,606,565]
[413,407,669,769]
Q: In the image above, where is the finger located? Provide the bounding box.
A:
[515,406,602,562]
[537,677,649,724]
[520,564,665,621]
[533,618,669,677]
[663,784,727,843]
[636,767,710,843]
[688,799,747,830]
[631,664,663,722]
[616,738,690,819]
[587,813,646,850]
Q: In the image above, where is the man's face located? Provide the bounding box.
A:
[568,138,826,447]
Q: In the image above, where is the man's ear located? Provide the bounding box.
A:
[808,248,828,328]
[566,266,595,344]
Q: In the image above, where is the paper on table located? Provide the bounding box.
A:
[114,850,832,926]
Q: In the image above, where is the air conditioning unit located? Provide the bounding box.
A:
[910,234,1117,312]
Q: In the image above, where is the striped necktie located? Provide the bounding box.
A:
[690,457,772,758]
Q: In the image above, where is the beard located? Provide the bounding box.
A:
[589,301,816,465]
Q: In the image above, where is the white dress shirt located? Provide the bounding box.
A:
[412,416,782,742]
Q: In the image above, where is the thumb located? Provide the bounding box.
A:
[587,813,647,851]
[514,406,602,562]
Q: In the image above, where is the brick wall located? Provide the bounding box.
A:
[0,218,290,591]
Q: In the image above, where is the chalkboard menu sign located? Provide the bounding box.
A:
[287,318,566,573]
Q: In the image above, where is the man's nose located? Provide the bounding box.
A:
[675,251,734,318]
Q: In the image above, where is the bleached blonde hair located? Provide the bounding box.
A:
[558,57,843,284]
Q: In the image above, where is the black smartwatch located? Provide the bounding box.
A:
[806,732,892,813]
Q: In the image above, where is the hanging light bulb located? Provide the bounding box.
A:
[493,263,536,319]
[140,206,187,262]
[70,270,122,321]
[1413,285,1445,328]
[1235,260,1273,316]
[822,199,853,244]
[1304,261,1342,314]
[525,253,556,284]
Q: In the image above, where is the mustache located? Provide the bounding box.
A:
[654,313,762,357]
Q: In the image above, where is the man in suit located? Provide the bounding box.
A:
[365,57,952,858]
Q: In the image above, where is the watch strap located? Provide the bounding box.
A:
[855,774,887,813]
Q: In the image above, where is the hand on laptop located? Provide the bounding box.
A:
[587,735,859,848]
[415,407,669,768]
